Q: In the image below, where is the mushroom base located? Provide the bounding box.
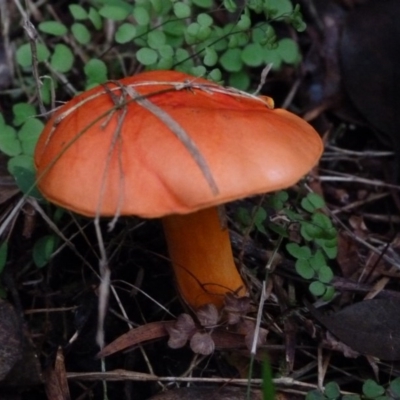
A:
[162,206,247,310]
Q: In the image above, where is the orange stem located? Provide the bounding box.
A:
[162,207,247,310]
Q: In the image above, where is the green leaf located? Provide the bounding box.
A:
[237,14,251,30]
[203,47,218,67]
[16,43,50,68]
[13,103,36,126]
[229,70,250,91]
[324,382,341,400]
[88,7,102,29]
[264,0,293,19]
[40,77,56,105]
[174,48,191,66]
[318,265,334,284]
[156,56,174,70]
[241,43,264,67]
[71,23,91,45]
[267,191,288,210]
[0,125,21,156]
[295,259,314,279]
[223,0,237,12]
[173,2,191,18]
[136,47,158,65]
[0,242,8,275]
[18,118,44,156]
[38,21,67,36]
[312,213,333,230]
[50,44,74,73]
[84,58,108,85]
[151,0,172,14]
[192,0,213,8]
[362,380,385,399]
[7,155,42,198]
[197,13,213,27]
[207,68,222,82]
[263,47,282,70]
[147,30,166,49]
[306,390,326,400]
[389,378,400,398]
[158,44,174,59]
[301,221,323,241]
[99,5,129,20]
[267,222,289,238]
[115,23,137,43]
[254,207,267,235]
[284,208,303,222]
[186,21,200,37]
[277,38,300,64]
[33,235,57,268]
[320,241,338,260]
[286,243,311,259]
[322,286,335,301]
[220,48,243,72]
[69,4,88,20]
[342,396,361,400]
[163,17,185,37]
[309,281,326,297]
[191,65,207,77]
[302,192,326,212]
[133,6,150,25]
[308,249,326,271]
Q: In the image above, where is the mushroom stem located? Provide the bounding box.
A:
[162,206,247,310]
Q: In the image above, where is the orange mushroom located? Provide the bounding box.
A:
[34,70,323,310]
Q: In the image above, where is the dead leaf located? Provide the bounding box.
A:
[196,303,219,327]
[98,320,248,358]
[44,347,71,400]
[306,298,400,360]
[223,294,251,325]
[0,300,22,381]
[190,332,215,355]
[166,314,197,349]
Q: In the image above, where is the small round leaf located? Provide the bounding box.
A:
[115,23,137,43]
[50,44,74,73]
[99,5,129,21]
[203,47,218,66]
[16,43,50,68]
[13,103,36,126]
[88,7,102,29]
[84,58,108,85]
[197,13,213,27]
[38,21,67,36]
[309,281,326,297]
[0,126,21,156]
[69,4,88,20]
[362,380,385,399]
[173,2,191,18]
[241,43,264,67]
[318,266,334,284]
[136,47,158,65]
[295,259,315,279]
[71,23,91,45]
[18,119,44,156]
[147,30,166,49]
[219,48,243,72]
[33,235,57,268]
[133,6,150,25]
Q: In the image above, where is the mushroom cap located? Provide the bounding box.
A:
[34,70,323,218]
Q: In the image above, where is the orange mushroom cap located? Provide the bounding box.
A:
[34,70,323,218]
